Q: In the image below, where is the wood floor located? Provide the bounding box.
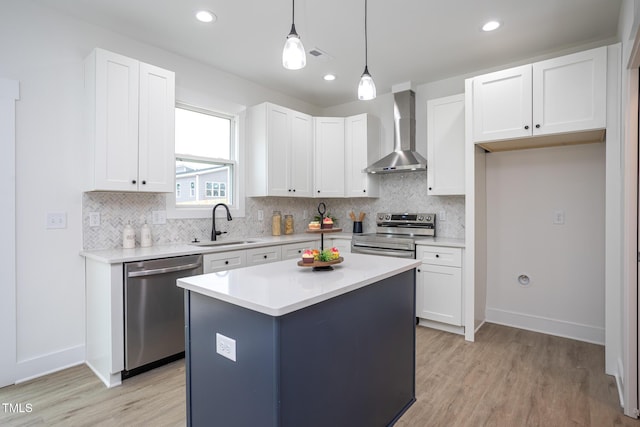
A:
[1,323,638,426]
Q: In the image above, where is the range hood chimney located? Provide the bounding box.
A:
[365,88,427,174]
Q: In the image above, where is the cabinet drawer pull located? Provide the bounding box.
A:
[524,125,529,130]
[263,255,268,259]
[142,180,146,185]
[131,179,137,184]
[225,260,229,265]
[535,124,541,129]
[435,254,440,258]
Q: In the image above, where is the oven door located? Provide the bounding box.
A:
[351,245,416,259]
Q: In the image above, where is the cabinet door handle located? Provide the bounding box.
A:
[317,190,320,193]
[417,268,421,273]
[524,125,529,130]
[535,124,541,129]
[363,189,366,193]
[288,189,292,192]
[131,179,137,184]
[293,189,296,192]
[263,255,268,259]
[142,180,146,185]
[225,260,229,265]
[428,187,432,191]
[435,254,440,258]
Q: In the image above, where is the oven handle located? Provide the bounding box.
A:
[352,247,415,259]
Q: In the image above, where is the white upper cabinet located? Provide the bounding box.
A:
[314,117,345,198]
[472,65,532,143]
[85,48,175,192]
[427,94,465,195]
[532,47,607,135]
[345,114,380,197]
[246,103,313,197]
[471,46,606,146]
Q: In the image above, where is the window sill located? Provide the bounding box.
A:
[165,194,245,219]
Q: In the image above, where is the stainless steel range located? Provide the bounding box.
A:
[351,213,436,258]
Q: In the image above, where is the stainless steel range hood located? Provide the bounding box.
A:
[365,89,427,174]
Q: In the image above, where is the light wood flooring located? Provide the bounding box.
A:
[0,323,638,426]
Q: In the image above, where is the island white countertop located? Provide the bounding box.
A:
[177,253,421,317]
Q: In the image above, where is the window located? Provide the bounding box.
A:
[173,104,237,209]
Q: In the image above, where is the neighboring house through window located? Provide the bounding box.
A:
[173,104,236,209]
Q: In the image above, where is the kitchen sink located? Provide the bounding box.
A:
[189,239,262,247]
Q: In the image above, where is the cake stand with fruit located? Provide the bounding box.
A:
[298,202,344,271]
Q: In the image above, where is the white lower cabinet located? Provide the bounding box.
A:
[246,246,282,266]
[416,246,463,327]
[203,251,246,273]
[281,241,317,260]
[327,237,352,254]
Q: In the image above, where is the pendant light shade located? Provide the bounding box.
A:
[358,66,376,100]
[282,0,306,70]
[358,0,376,100]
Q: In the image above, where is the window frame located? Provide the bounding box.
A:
[166,102,245,219]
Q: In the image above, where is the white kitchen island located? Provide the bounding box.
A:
[178,253,421,427]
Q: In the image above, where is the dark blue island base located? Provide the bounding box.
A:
[185,269,416,427]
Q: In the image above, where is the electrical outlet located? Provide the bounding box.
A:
[216,333,236,362]
[152,210,166,225]
[89,212,100,227]
[46,212,67,229]
[303,210,308,220]
[439,211,446,222]
[257,210,264,221]
[553,210,565,225]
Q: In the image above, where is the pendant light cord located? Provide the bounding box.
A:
[364,0,368,67]
[292,0,295,25]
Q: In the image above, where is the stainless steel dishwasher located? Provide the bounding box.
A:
[123,254,203,378]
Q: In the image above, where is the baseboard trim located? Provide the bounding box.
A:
[418,318,464,335]
[15,344,85,384]
[485,307,604,345]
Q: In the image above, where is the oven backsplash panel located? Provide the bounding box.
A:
[83,172,464,250]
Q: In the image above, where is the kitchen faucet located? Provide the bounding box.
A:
[211,203,232,241]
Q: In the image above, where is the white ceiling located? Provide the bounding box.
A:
[33,0,622,108]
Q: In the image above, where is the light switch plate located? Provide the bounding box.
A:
[89,212,100,227]
[152,210,166,225]
[553,210,565,225]
[46,212,67,229]
[216,333,236,362]
[257,210,264,221]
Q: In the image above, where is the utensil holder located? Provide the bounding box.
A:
[353,221,363,234]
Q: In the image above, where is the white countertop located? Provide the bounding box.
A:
[80,232,464,264]
[177,253,421,316]
[414,236,465,248]
[80,233,353,264]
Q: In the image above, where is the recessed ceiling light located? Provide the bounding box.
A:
[482,20,501,32]
[323,74,336,81]
[195,10,216,23]
[482,20,500,31]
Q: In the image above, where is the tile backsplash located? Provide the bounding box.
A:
[83,172,465,250]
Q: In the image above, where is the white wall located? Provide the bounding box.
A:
[0,1,320,382]
[484,143,606,343]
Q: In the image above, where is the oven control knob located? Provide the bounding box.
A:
[385,214,391,221]
[378,214,385,221]
[425,216,431,221]
[418,216,424,221]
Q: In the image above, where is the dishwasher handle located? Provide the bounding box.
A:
[127,262,202,278]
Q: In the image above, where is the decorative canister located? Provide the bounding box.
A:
[272,211,282,236]
[140,222,152,247]
[123,222,135,249]
[284,214,294,235]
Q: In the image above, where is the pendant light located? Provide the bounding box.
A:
[282,0,306,70]
[358,0,376,100]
